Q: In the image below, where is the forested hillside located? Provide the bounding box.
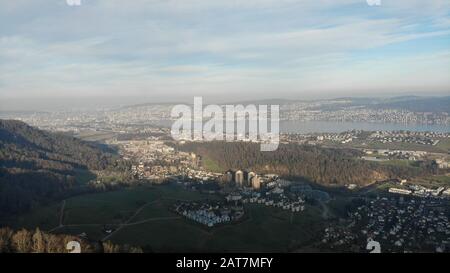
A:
[0,120,126,217]
[176,142,433,186]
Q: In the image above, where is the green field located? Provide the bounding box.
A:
[411,175,450,188]
[8,184,326,252]
[111,204,324,252]
[436,138,450,151]
[12,203,61,231]
[202,156,224,172]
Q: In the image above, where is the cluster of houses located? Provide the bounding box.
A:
[121,139,227,183]
[321,226,358,251]
[363,149,427,161]
[389,184,450,198]
[173,201,244,227]
[315,132,358,144]
[123,141,200,181]
[372,135,438,146]
[353,197,449,252]
[321,196,450,252]
[242,192,306,212]
[225,180,310,213]
[280,131,360,145]
[223,177,332,215]
[370,131,449,146]
[436,159,450,169]
[280,130,449,148]
[184,168,223,182]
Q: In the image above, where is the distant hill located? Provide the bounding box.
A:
[305,96,449,112]
[119,95,450,113]
[368,96,450,113]
[221,98,298,105]
[0,120,124,217]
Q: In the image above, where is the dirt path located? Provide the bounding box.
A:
[48,199,173,238]
[101,199,160,241]
[59,200,66,226]
[48,200,66,233]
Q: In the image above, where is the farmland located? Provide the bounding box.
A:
[7,184,326,252]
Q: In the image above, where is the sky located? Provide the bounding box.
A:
[0,0,449,109]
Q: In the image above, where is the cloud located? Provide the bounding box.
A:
[0,0,449,101]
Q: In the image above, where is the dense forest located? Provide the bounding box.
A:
[0,120,127,217]
[176,141,434,186]
[0,227,142,253]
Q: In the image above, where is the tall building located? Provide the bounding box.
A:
[251,175,261,190]
[247,172,256,186]
[196,155,203,168]
[225,170,233,183]
[235,170,244,186]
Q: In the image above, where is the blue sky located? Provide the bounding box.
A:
[0,0,449,103]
